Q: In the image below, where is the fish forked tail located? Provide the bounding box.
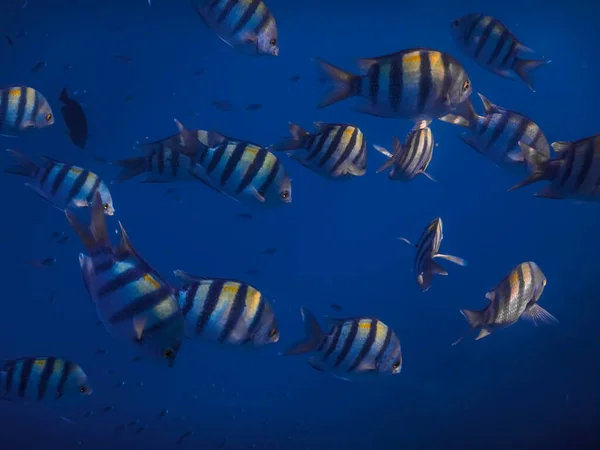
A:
[438,97,478,128]
[269,123,311,152]
[59,88,70,104]
[110,156,148,183]
[452,308,485,345]
[374,136,402,173]
[313,58,361,109]
[65,191,111,252]
[507,142,548,192]
[4,149,39,178]
[281,307,324,356]
[514,59,551,92]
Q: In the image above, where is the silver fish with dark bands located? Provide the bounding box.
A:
[0,86,54,136]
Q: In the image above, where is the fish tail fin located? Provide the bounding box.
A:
[65,191,110,251]
[4,149,39,177]
[507,142,548,192]
[271,122,311,151]
[438,98,478,128]
[282,307,324,356]
[459,308,484,329]
[59,88,69,103]
[110,156,148,183]
[313,58,360,108]
[514,59,550,92]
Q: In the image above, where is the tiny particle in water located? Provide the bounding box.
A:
[114,381,125,388]
[192,69,204,76]
[103,405,114,412]
[5,36,13,46]
[244,269,259,275]
[289,75,301,83]
[136,381,144,387]
[246,103,262,111]
[212,100,232,112]
[83,411,94,418]
[159,409,169,417]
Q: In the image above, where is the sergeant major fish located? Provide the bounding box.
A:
[373,120,436,182]
[399,217,467,292]
[0,86,54,137]
[283,308,402,380]
[4,150,115,214]
[174,270,279,346]
[192,0,279,56]
[450,14,550,92]
[66,192,184,367]
[314,48,473,121]
[453,261,557,344]
[59,88,88,150]
[269,122,366,180]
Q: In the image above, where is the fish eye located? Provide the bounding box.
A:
[392,360,401,370]
[103,203,109,210]
[280,190,289,199]
[270,38,277,47]
[269,328,278,338]
[162,349,175,359]
[45,113,52,122]
[462,80,470,91]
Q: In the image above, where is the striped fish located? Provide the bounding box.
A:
[450,14,550,92]
[0,357,92,402]
[0,86,54,136]
[444,93,550,175]
[373,120,436,182]
[314,48,473,121]
[454,262,557,344]
[509,136,600,201]
[66,192,184,367]
[283,308,402,379]
[269,122,366,180]
[400,217,467,292]
[177,122,292,206]
[4,150,115,215]
[193,0,279,56]
[174,269,279,346]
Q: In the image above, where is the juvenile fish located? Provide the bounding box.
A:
[509,136,600,201]
[0,86,54,136]
[59,88,88,150]
[373,120,436,182]
[270,122,366,180]
[5,150,115,214]
[193,0,279,56]
[283,308,402,380]
[454,261,557,343]
[450,14,550,91]
[174,270,279,346]
[31,61,47,72]
[314,48,472,121]
[399,217,467,292]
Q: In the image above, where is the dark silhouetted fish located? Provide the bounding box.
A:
[59,88,88,149]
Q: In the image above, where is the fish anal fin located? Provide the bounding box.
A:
[534,186,564,199]
[475,328,491,340]
[429,260,449,275]
[373,144,393,158]
[459,134,483,154]
[282,307,324,356]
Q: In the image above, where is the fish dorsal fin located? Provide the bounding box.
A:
[412,120,432,131]
[173,269,209,283]
[312,121,330,133]
[357,57,380,73]
[207,130,228,148]
[477,93,503,115]
[117,222,134,254]
[195,130,210,148]
[551,141,572,154]
[391,136,404,157]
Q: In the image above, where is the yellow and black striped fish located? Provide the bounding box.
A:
[315,48,472,121]
[454,262,557,344]
[4,150,115,215]
[399,217,467,292]
[0,86,54,136]
[174,270,279,346]
[193,0,279,56]
[67,192,184,367]
[283,308,402,380]
[450,14,550,92]
[269,122,366,180]
[509,136,600,202]
[0,357,92,402]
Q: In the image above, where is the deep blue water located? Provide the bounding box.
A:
[0,0,598,449]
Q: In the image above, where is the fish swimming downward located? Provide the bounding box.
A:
[315,48,473,121]
[4,150,115,214]
[373,120,436,182]
[450,14,550,91]
[66,192,184,366]
[174,270,279,346]
[400,217,467,292]
[454,261,557,344]
[269,122,366,180]
[283,308,402,380]
[0,86,54,137]
[509,136,600,202]
[0,357,92,402]
[59,88,88,150]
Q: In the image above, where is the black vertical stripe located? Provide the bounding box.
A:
[246,295,266,340]
[389,59,403,112]
[256,157,280,196]
[330,128,358,174]
[373,326,392,367]
[559,145,576,187]
[208,0,221,12]
[0,90,8,130]
[528,127,543,150]
[56,360,71,399]
[66,169,90,204]
[417,52,432,114]
[50,164,71,196]
[15,88,27,130]
[157,148,166,175]
[501,40,517,68]
[171,148,180,177]
[85,177,102,203]
[37,357,56,402]
[575,144,595,189]
[334,321,359,368]
[232,0,260,35]
[316,336,328,352]
[367,64,380,106]
[97,267,146,298]
[108,286,173,324]
[147,150,155,172]
[487,29,509,65]
[463,14,483,44]
[196,280,225,336]
[217,0,238,24]
[236,148,266,193]
[505,117,530,153]
[322,326,341,362]
[487,112,511,149]
[182,283,199,317]
[17,358,34,398]
[254,9,272,35]
[438,53,453,105]
[319,127,344,167]
[347,320,378,372]
[221,142,246,185]
[516,264,526,311]
[31,90,40,124]
[307,131,330,161]
[218,284,248,343]
[207,145,227,174]
[4,360,16,394]
[39,162,54,186]
[474,19,496,59]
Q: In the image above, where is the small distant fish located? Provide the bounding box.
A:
[450,14,550,91]
[83,411,94,417]
[50,291,56,305]
[50,231,64,240]
[94,349,107,356]
[179,431,193,444]
[5,36,13,46]
[128,420,140,427]
[399,218,467,292]
[289,75,301,83]
[159,409,169,417]
[27,257,56,268]
[114,381,125,388]
[244,269,260,275]
[135,381,144,387]
[59,88,88,149]
[103,405,114,412]
[0,86,54,136]
[454,261,557,344]
[236,213,253,220]
[114,424,126,434]
[15,31,27,39]
[509,136,600,201]
[59,416,77,425]
[136,426,146,435]
[57,235,70,244]
[132,356,143,362]
[193,0,279,56]
[125,94,135,102]
[329,303,342,312]
[94,156,107,163]
[270,122,366,180]
[212,100,233,112]
[283,308,402,380]
[262,248,277,255]
[246,103,262,111]
[4,150,114,214]
[31,61,47,72]
[192,69,204,76]
[0,357,92,402]
[114,54,133,63]
[373,120,436,182]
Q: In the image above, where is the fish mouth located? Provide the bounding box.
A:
[272,47,279,57]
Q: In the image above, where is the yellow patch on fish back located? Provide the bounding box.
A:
[9,88,21,98]
[358,321,371,330]
[143,274,161,290]
[221,284,239,295]
[70,167,83,175]
[245,146,259,156]
[33,359,45,368]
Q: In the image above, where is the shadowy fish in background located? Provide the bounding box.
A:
[509,136,600,201]
[59,88,88,149]
[315,48,472,121]
[4,150,115,214]
[399,217,467,292]
[31,61,47,72]
[26,257,56,268]
[246,103,262,111]
[212,100,233,112]
[0,357,92,402]
[450,14,550,92]
[192,0,279,56]
[442,93,550,175]
[66,193,184,367]
[5,36,13,46]
[283,308,402,380]
[454,261,557,344]
[373,120,436,182]
[0,86,54,137]
[173,269,279,346]
[270,122,366,180]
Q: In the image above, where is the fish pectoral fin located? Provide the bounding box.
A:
[376,156,395,173]
[307,359,325,372]
[396,237,415,246]
[216,33,234,48]
[534,186,564,199]
[0,133,17,138]
[71,199,89,208]
[133,316,147,341]
[244,185,265,203]
[331,374,352,382]
[475,328,491,340]
[173,269,208,283]
[459,134,483,154]
[521,304,558,326]
[344,163,366,176]
[239,31,258,44]
[506,148,525,163]
[372,144,393,158]
[434,253,467,267]
[428,260,449,275]
[490,68,513,79]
